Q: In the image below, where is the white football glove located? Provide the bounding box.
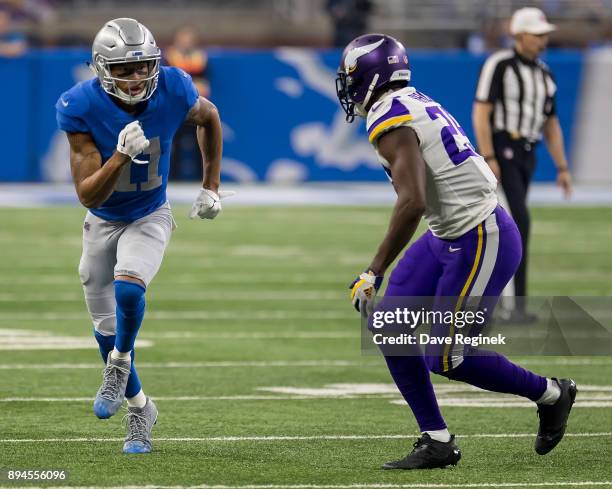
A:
[189,188,236,220]
[116,121,150,162]
[350,270,383,316]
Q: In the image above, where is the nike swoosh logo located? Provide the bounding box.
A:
[370,101,383,113]
[60,98,69,107]
[449,246,462,252]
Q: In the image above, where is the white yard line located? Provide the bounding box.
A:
[0,329,355,342]
[0,291,342,302]
[0,274,342,286]
[1,483,611,489]
[139,331,354,340]
[0,394,398,402]
[1,394,611,409]
[0,311,353,321]
[2,358,612,370]
[0,360,367,370]
[0,432,611,444]
[1,484,612,489]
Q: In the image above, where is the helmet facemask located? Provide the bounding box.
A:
[336,70,380,123]
[335,71,356,122]
[96,55,161,105]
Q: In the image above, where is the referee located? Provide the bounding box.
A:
[473,7,572,323]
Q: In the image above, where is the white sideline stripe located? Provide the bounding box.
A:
[2,181,612,206]
[1,484,611,489]
[0,360,367,370]
[1,432,610,443]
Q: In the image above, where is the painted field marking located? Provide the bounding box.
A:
[1,474,612,488]
[139,331,354,340]
[0,273,344,286]
[0,394,397,402]
[2,383,612,408]
[0,291,342,302]
[0,329,152,351]
[0,310,353,321]
[1,483,611,489]
[1,358,612,370]
[0,432,611,444]
[0,360,366,370]
[0,328,356,343]
[1,395,608,408]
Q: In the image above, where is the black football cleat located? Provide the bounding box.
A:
[382,433,461,470]
[535,378,577,455]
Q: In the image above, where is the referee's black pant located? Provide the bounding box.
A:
[493,131,537,304]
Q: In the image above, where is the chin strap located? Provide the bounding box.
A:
[361,73,380,114]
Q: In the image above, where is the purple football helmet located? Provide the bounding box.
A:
[336,33,411,122]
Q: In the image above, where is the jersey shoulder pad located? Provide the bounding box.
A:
[159,65,199,112]
[161,66,192,96]
[55,80,91,118]
[55,80,93,133]
[366,94,413,144]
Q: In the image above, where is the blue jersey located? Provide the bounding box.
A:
[56,66,199,222]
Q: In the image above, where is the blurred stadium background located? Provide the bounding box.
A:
[1,0,612,191]
[1,1,611,487]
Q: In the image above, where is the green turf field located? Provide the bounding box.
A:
[0,205,611,488]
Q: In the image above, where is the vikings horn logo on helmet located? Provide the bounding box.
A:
[344,38,385,74]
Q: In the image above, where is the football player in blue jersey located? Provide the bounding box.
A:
[56,18,231,454]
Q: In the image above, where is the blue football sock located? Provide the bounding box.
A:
[443,348,547,401]
[114,280,146,353]
[94,330,142,398]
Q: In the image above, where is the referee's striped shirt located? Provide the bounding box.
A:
[475,49,557,143]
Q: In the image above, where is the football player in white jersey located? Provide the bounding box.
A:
[337,34,576,470]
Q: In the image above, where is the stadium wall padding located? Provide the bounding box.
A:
[1,48,584,183]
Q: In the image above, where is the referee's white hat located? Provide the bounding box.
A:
[510,7,556,35]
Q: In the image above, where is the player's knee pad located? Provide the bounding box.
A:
[114,280,146,314]
[78,255,91,287]
[82,285,117,336]
[93,315,117,336]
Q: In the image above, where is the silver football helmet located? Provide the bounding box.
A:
[92,18,161,105]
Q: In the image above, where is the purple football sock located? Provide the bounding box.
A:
[384,354,447,432]
[444,349,547,401]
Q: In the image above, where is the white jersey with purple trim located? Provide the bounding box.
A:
[366,86,498,239]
